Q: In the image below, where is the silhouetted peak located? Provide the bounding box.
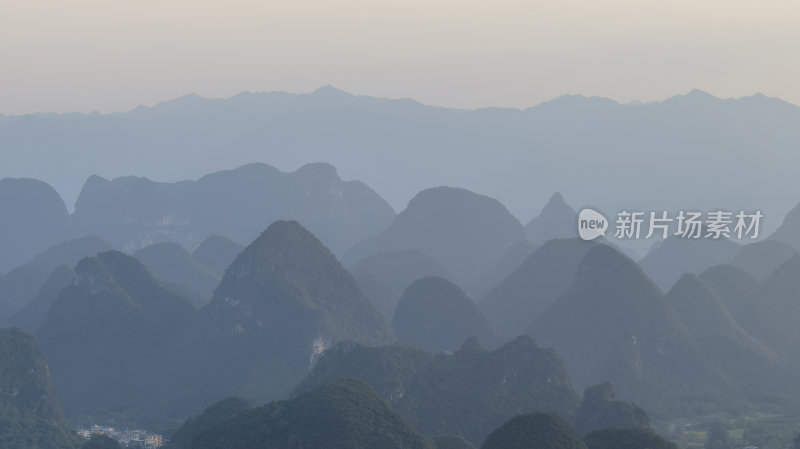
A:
[312,85,353,98]
[294,162,340,181]
[575,245,652,289]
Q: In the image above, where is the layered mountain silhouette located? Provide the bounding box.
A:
[0,178,71,273]
[699,264,759,326]
[348,249,452,296]
[31,221,398,428]
[525,193,578,243]
[4,88,797,228]
[345,187,525,284]
[294,336,579,445]
[737,256,800,360]
[171,379,435,449]
[8,264,75,333]
[392,277,499,352]
[732,240,797,281]
[665,274,786,393]
[179,221,394,411]
[135,242,220,306]
[0,235,113,320]
[467,240,538,299]
[530,245,728,414]
[768,201,800,250]
[37,251,196,421]
[71,162,395,256]
[191,235,244,276]
[355,274,399,319]
[480,239,599,337]
[639,237,741,291]
[0,327,81,449]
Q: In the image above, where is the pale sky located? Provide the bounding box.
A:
[1,0,798,114]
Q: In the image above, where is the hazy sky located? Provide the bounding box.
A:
[2,0,798,114]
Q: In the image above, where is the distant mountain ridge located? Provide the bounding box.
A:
[2,87,798,223]
[345,186,525,284]
[72,162,395,255]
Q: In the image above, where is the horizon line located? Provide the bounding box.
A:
[1,86,796,118]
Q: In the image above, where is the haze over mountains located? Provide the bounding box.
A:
[2,87,798,224]
[4,88,800,448]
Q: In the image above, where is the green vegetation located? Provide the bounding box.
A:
[666,274,787,394]
[481,412,586,449]
[37,221,396,429]
[36,250,197,430]
[295,335,580,445]
[531,245,733,417]
[167,397,251,449]
[183,379,434,449]
[573,383,649,436]
[0,327,81,449]
[81,435,120,449]
[584,428,677,449]
[705,423,731,449]
[432,436,477,449]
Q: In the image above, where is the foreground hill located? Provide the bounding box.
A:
[293,336,580,445]
[170,379,435,449]
[71,162,395,256]
[481,412,586,449]
[572,383,650,436]
[0,327,81,449]
[345,187,525,285]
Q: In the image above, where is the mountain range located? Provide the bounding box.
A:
[2,87,799,226]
